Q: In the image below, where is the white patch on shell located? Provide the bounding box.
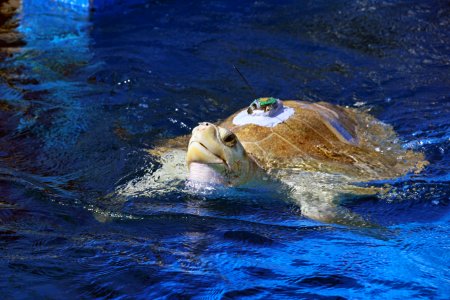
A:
[232,105,295,127]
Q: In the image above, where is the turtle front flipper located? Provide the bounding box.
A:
[280,170,381,227]
[297,194,378,227]
[146,134,191,158]
[291,186,380,227]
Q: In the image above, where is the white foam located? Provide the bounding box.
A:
[232,105,295,127]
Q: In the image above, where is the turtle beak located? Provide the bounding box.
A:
[187,123,226,167]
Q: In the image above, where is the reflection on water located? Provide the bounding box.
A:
[0,0,449,298]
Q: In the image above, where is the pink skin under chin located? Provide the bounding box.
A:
[188,162,227,185]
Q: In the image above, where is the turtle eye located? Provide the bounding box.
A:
[222,132,237,147]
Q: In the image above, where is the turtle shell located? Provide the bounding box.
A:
[220,100,426,180]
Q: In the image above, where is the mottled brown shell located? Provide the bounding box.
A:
[220,100,426,180]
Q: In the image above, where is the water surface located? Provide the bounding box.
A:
[0,0,449,299]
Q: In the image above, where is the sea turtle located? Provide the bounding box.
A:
[117,99,426,225]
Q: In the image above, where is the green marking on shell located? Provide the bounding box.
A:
[258,97,278,106]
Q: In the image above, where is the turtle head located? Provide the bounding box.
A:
[186,122,256,186]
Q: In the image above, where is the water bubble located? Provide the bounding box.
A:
[180,122,190,129]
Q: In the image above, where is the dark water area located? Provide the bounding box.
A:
[0,0,449,298]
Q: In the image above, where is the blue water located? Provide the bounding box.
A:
[0,0,449,299]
